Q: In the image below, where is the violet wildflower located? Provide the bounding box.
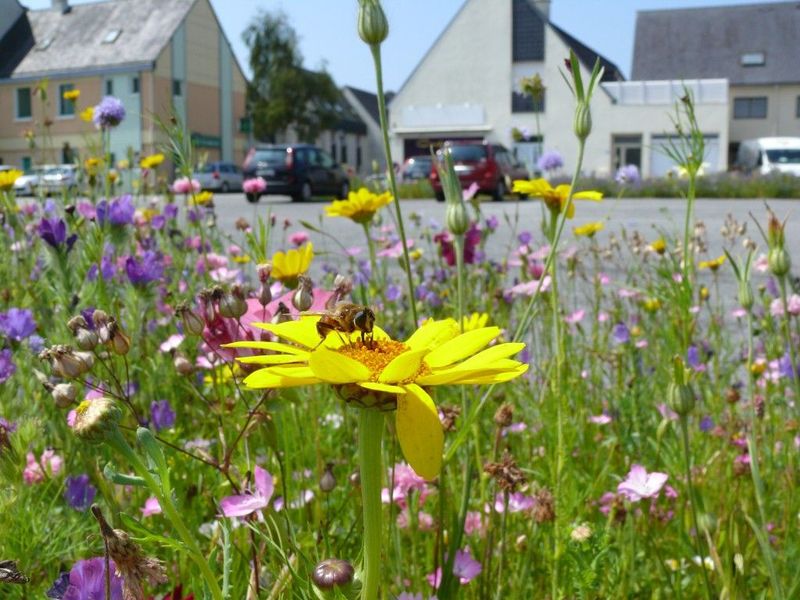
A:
[612,323,630,344]
[92,96,126,129]
[0,308,36,341]
[150,399,175,431]
[537,150,564,173]
[426,548,482,588]
[38,217,77,251]
[219,465,274,517]
[699,416,714,432]
[615,164,641,185]
[125,251,164,285]
[107,195,135,226]
[164,203,179,219]
[617,464,668,502]
[64,474,96,511]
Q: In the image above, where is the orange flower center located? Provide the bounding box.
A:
[337,339,429,382]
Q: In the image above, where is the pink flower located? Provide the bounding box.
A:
[288,231,310,246]
[508,276,552,297]
[377,239,414,259]
[159,333,184,353]
[23,449,63,484]
[243,177,267,194]
[141,496,162,517]
[382,462,431,507]
[426,548,482,588]
[220,466,274,517]
[172,177,201,194]
[491,492,534,513]
[617,464,668,502]
[464,511,485,536]
[397,509,434,530]
[564,309,585,324]
[589,414,612,425]
[463,182,480,201]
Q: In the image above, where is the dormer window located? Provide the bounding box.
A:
[36,37,53,51]
[102,29,121,44]
[741,52,765,66]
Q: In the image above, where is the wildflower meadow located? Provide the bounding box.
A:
[2,2,800,599]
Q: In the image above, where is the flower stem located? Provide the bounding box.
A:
[369,44,417,329]
[362,222,386,309]
[778,276,800,406]
[358,409,384,600]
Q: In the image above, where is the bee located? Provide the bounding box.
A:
[314,302,376,348]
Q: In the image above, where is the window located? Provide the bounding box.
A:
[59,83,75,116]
[512,91,545,113]
[733,97,767,119]
[741,52,765,67]
[341,142,348,164]
[16,87,32,119]
[105,79,114,95]
[356,144,362,170]
[172,79,183,96]
[131,76,139,94]
[796,96,800,118]
[102,29,121,44]
[330,143,337,162]
[22,157,32,172]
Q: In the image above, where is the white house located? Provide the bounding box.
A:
[388,0,729,179]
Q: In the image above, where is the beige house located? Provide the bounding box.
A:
[0,0,249,171]
[632,1,800,163]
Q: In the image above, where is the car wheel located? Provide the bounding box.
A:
[492,180,506,202]
[293,181,312,202]
[221,181,230,193]
[339,181,350,200]
[435,190,445,202]
[246,192,260,204]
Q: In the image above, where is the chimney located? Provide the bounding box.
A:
[533,0,550,19]
[52,0,71,14]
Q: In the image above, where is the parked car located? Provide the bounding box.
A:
[39,165,78,195]
[13,165,50,196]
[242,144,350,203]
[401,155,434,181]
[736,137,800,177]
[430,141,529,202]
[193,161,244,192]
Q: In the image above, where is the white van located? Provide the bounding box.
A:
[736,137,800,176]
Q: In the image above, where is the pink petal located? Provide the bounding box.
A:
[254,466,274,502]
[220,493,268,517]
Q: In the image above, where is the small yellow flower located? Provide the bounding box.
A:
[750,360,766,376]
[630,325,643,338]
[79,106,94,122]
[0,169,24,191]
[137,208,160,223]
[573,221,604,238]
[512,178,602,218]
[699,286,709,301]
[117,159,130,170]
[642,298,661,312]
[410,249,423,261]
[84,157,103,175]
[189,191,214,206]
[461,312,490,332]
[140,153,165,170]
[649,238,667,255]
[62,89,80,101]
[271,243,314,286]
[106,170,119,183]
[698,255,725,272]
[325,187,393,224]
[232,255,251,264]
[226,317,528,479]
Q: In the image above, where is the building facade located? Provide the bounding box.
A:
[632,1,800,162]
[0,0,249,170]
[389,0,729,179]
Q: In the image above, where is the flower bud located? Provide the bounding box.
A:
[176,304,205,336]
[257,283,272,307]
[320,462,337,493]
[357,0,388,46]
[668,356,695,417]
[438,148,470,236]
[42,345,94,379]
[219,285,248,319]
[74,327,98,351]
[173,353,193,376]
[292,276,314,312]
[72,397,122,443]
[574,102,592,141]
[312,558,355,594]
[52,382,77,408]
[107,321,130,355]
[768,247,791,278]
[738,282,754,311]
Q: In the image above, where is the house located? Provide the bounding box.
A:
[632,1,800,162]
[389,0,729,178]
[0,0,249,171]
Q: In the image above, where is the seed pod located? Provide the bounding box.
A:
[312,558,355,592]
[357,0,388,46]
[52,382,77,408]
[738,282,754,311]
[320,463,337,493]
[173,353,193,376]
[667,381,695,417]
[768,247,791,277]
[218,285,248,319]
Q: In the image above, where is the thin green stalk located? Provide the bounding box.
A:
[778,276,800,405]
[358,409,384,600]
[681,172,696,287]
[107,429,223,600]
[369,44,417,329]
[362,221,386,309]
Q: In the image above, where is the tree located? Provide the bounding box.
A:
[243,11,341,142]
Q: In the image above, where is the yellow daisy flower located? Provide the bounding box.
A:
[270,243,314,287]
[0,169,23,191]
[573,221,604,237]
[79,106,94,122]
[649,238,667,255]
[140,153,165,170]
[226,317,528,479]
[698,255,725,272]
[325,187,393,224]
[62,89,80,101]
[461,312,490,332]
[189,190,213,206]
[512,178,602,218]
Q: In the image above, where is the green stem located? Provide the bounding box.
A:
[107,429,223,600]
[359,409,384,600]
[362,222,386,309]
[778,276,800,406]
[369,44,417,329]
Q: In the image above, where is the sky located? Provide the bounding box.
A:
[22,0,780,91]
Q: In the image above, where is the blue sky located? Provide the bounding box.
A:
[24,0,777,90]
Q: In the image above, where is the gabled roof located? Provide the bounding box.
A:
[2,0,194,80]
[631,1,800,85]
[549,22,624,83]
[344,86,380,127]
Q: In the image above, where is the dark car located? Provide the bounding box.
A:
[401,155,434,181]
[242,144,350,203]
[430,141,529,202]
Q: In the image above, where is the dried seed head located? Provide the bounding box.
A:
[531,488,556,524]
[493,403,514,428]
[51,382,78,408]
[41,345,94,379]
[218,285,248,319]
[483,450,526,493]
[292,275,314,312]
[175,303,205,336]
[439,404,461,432]
[72,397,122,443]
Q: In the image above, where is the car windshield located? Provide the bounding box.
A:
[199,164,217,173]
[766,149,800,164]
[254,149,288,165]
[446,145,487,162]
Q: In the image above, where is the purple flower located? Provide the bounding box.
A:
[617,464,668,502]
[485,215,499,231]
[64,474,96,511]
[92,96,126,129]
[0,349,16,383]
[125,251,164,285]
[615,164,641,185]
[164,203,179,220]
[60,557,123,600]
[0,308,36,341]
[386,285,401,302]
[699,416,714,432]
[612,323,630,344]
[537,150,564,173]
[108,195,135,225]
[150,399,175,431]
[426,548,482,588]
[779,352,796,379]
[38,217,77,251]
[220,465,274,517]
[518,231,533,245]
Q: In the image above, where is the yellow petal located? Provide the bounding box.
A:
[237,354,305,365]
[455,364,529,384]
[456,343,526,369]
[424,327,501,369]
[309,347,371,383]
[252,317,321,348]
[573,190,603,201]
[395,384,443,480]
[359,381,406,394]
[404,319,459,351]
[223,341,309,356]
[416,362,522,386]
[378,349,426,383]
[243,368,321,388]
